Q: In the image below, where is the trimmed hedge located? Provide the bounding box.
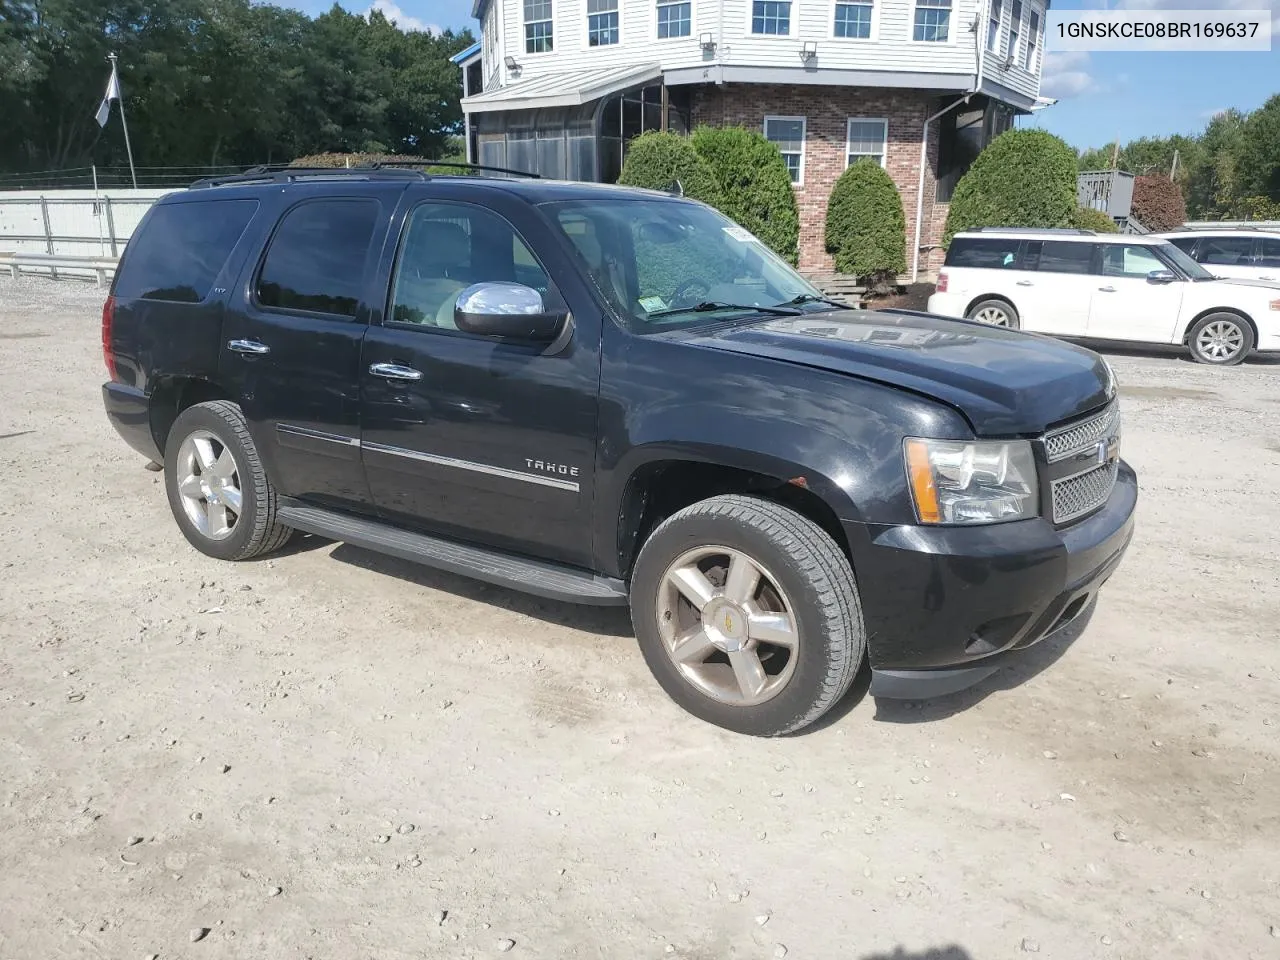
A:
[1131,175,1187,231]
[618,132,724,207]
[943,130,1079,244]
[824,159,906,290]
[1069,206,1120,233]
[690,126,800,264]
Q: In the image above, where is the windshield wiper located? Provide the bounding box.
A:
[647,300,803,319]
[786,293,853,310]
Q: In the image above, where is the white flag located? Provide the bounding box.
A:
[95,62,121,128]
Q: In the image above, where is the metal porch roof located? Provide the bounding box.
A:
[461,63,662,114]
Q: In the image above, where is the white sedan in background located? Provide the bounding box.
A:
[927,228,1280,365]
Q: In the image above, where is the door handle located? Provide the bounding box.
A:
[369,362,423,382]
[1097,286,1116,293]
[228,339,271,355]
[1015,280,1034,287]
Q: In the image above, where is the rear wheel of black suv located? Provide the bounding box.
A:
[163,400,293,561]
[630,495,865,736]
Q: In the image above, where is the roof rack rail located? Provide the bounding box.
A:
[970,227,1096,236]
[373,159,541,178]
[190,166,430,189]
[1173,224,1278,232]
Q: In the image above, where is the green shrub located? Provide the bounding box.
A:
[1069,206,1120,233]
[1131,175,1187,231]
[691,126,800,264]
[943,129,1079,244]
[618,132,724,207]
[824,159,906,289]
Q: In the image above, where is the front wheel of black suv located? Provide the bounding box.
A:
[630,495,866,736]
[163,400,293,561]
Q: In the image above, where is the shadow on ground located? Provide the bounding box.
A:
[860,948,975,960]
[272,532,1095,728]
[327,540,635,638]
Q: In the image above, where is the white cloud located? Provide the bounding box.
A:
[1041,50,1101,98]
[1112,0,1280,32]
[365,0,440,32]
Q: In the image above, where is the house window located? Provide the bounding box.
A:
[764,116,805,184]
[1008,0,1022,60]
[657,0,691,37]
[524,0,553,52]
[913,0,950,41]
[588,0,620,46]
[846,119,887,167]
[1025,8,1040,69]
[986,0,1002,51]
[752,0,791,35]
[834,1,872,38]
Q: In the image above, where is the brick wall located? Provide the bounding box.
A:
[691,84,944,278]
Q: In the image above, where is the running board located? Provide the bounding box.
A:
[275,502,629,606]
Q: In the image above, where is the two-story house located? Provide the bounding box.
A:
[453,0,1049,278]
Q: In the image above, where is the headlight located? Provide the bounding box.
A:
[903,438,1039,525]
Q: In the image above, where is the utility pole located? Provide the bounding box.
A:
[1171,148,1179,180]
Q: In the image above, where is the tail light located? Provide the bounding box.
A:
[936,272,949,293]
[101,295,118,381]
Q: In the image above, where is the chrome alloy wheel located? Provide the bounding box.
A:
[974,305,1012,326]
[1196,318,1245,362]
[175,429,242,541]
[656,545,799,706]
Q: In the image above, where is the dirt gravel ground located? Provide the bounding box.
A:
[2,276,1279,960]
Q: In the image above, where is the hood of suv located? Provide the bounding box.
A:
[687,309,1113,435]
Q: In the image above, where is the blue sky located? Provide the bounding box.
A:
[297,0,1279,152]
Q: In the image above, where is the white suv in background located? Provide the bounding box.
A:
[927,228,1280,365]
[1154,228,1280,283]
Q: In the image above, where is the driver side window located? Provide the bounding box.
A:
[1100,244,1165,279]
[389,203,550,330]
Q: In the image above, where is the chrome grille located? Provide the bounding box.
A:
[1044,402,1120,463]
[1052,460,1118,524]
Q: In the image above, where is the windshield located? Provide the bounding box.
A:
[543,198,823,332]
[1157,240,1215,280]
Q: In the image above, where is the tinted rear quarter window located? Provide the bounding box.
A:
[256,199,380,318]
[945,237,1022,269]
[114,199,258,302]
[1259,237,1280,268]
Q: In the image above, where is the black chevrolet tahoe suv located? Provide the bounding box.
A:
[101,166,1136,736]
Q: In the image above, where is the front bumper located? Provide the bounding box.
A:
[103,381,161,462]
[844,460,1137,699]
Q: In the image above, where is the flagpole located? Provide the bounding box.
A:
[108,54,138,189]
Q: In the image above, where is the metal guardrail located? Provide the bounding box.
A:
[2,251,119,287]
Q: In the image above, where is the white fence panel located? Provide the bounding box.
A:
[0,188,175,280]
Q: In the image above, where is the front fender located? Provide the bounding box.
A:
[592,331,970,576]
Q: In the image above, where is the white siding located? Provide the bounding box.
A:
[484,0,1045,97]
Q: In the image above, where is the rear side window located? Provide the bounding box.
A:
[945,237,1022,269]
[1034,241,1095,274]
[115,199,257,302]
[1198,235,1254,265]
[1259,237,1280,268]
[257,199,379,318]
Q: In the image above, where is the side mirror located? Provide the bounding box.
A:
[1147,269,1178,284]
[454,282,565,342]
